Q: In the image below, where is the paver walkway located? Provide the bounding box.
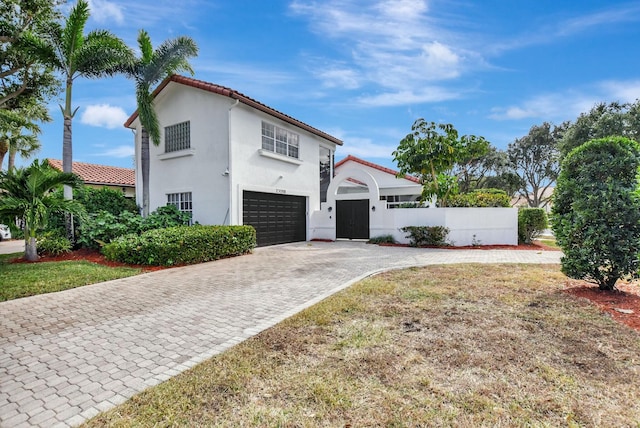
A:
[0,241,561,427]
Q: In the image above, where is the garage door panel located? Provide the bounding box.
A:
[242,191,306,247]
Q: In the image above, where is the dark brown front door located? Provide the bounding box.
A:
[336,199,369,239]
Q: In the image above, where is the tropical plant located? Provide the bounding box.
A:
[1,101,50,170]
[46,0,131,202]
[393,119,490,207]
[123,30,198,216]
[552,137,640,290]
[0,159,84,260]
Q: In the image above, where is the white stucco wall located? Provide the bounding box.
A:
[335,160,422,198]
[132,81,339,231]
[133,83,231,224]
[374,207,518,246]
[228,103,335,231]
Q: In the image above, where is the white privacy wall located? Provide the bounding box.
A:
[311,206,518,246]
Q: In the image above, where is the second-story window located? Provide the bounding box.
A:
[165,121,190,153]
[262,121,299,159]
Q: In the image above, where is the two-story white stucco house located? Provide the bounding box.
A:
[124,75,342,246]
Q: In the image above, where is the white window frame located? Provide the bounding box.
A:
[261,121,299,159]
[167,192,193,222]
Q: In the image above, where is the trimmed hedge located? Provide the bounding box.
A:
[401,226,450,247]
[447,189,510,207]
[103,225,256,266]
[518,208,548,244]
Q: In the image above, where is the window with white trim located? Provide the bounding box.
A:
[262,121,299,159]
[167,192,193,221]
[165,121,190,153]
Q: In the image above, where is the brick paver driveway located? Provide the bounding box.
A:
[0,241,561,427]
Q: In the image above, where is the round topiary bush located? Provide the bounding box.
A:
[551,136,640,290]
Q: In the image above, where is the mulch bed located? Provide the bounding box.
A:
[10,248,166,272]
[564,281,640,331]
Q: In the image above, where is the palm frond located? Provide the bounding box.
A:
[137,30,154,65]
[144,36,198,85]
[61,0,90,69]
[136,87,161,145]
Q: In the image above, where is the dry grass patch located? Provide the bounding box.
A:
[85,264,640,427]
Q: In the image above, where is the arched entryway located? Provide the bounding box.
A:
[325,166,380,240]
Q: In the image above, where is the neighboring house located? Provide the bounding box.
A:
[47,159,135,198]
[124,75,342,247]
[334,155,423,207]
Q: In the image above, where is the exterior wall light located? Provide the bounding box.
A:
[371,206,376,212]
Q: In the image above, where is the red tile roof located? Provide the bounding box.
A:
[47,159,135,187]
[335,155,421,184]
[124,75,343,146]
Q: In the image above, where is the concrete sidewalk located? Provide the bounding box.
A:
[0,241,561,427]
[0,240,24,255]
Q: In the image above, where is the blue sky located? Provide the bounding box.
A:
[20,0,640,170]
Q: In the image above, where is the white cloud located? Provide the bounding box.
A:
[80,104,128,129]
[87,0,124,25]
[96,145,135,158]
[290,0,473,98]
[489,79,640,122]
[335,137,398,159]
[317,68,361,89]
[357,87,461,107]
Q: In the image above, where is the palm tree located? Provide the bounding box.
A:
[124,30,198,216]
[0,159,83,261]
[48,0,131,198]
[0,101,50,170]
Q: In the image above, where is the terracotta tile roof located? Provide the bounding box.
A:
[335,155,421,184]
[47,159,135,187]
[124,75,343,146]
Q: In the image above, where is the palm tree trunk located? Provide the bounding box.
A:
[25,236,38,261]
[141,127,150,217]
[7,145,16,171]
[62,76,75,241]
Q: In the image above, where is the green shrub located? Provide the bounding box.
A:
[79,187,138,216]
[400,226,450,247]
[447,189,510,207]
[48,186,138,238]
[368,234,396,244]
[141,205,192,231]
[37,233,72,256]
[103,225,256,266]
[552,136,640,290]
[518,208,548,244]
[78,205,190,249]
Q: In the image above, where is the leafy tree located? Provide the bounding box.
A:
[508,122,561,208]
[0,159,84,260]
[0,0,61,108]
[122,30,198,216]
[559,101,640,158]
[552,137,640,290]
[394,119,489,206]
[451,136,491,193]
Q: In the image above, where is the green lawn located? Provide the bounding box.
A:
[0,253,143,302]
